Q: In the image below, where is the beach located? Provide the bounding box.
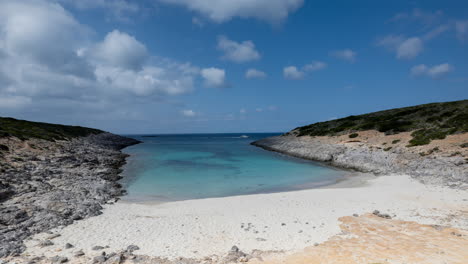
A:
[19,174,468,263]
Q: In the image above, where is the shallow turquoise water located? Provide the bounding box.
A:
[120,133,346,201]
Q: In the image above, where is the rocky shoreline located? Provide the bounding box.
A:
[252,132,468,188]
[0,133,140,257]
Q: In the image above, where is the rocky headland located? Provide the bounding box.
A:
[253,100,468,188]
[0,118,140,257]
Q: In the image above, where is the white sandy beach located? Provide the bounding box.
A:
[22,174,468,261]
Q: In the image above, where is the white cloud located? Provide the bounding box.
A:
[427,63,453,79]
[217,36,260,63]
[0,0,94,79]
[256,108,263,112]
[377,35,423,59]
[410,64,428,76]
[0,0,212,119]
[89,30,148,70]
[330,49,356,62]
[397,37,423,59]
[456,20,468,42]
[283,66,304,80]
[245,69,267,79]
[240,108,247,114]
[303,61,327,71]
[158,0,304,24]
[201,67,227,88]
[410,63,453,79]
[283,61,326,80]
[181,109,196,117]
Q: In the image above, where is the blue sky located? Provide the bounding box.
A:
[0,0,467,134]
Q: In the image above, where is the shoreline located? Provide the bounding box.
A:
[13,173,467,263]
[2,131,467,263]
[0,133,140,257]
[251,131,468,188]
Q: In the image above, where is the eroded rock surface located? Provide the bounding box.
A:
[0,133,139,257]
[252,131,468,188]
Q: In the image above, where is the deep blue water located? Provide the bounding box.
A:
[120,133,346,202]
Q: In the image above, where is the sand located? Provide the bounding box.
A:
[20,174,468,261]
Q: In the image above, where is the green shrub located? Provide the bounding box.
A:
[408,129,449,147]
[392,139,401,144]
[349,133,359,138]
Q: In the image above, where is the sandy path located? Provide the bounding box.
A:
[22,175,467,261]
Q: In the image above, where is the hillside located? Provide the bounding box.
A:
[0,117,103,141]
[292,100,468,146]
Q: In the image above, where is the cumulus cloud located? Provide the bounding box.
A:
[217,36,260,63]
[303,61,327,71]
[397,37,423,59]
[181,109,197,117]
[158,0,304,24]
[410,63,453,79]
[330,49,357,62]
[377,35,423,59]
[283,66,304,80]
[0,0,94,79]
[201,67,227,88]
[245,69,267,79]
[0,0,213,122]
[88,30,148,71]
[283,61,327,80]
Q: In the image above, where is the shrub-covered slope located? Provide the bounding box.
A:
[0,117,103,141]
[293,100,468,146]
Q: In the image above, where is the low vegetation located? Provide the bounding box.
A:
[0,117,103,141]
[293,100,468,146]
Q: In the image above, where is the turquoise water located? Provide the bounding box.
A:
[120,133,346,202]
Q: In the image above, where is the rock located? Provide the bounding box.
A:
[373,210,392,219]
[353,213,359,217]
[0,133,140,257]
[74,250,85,257]
[251,135,468,187]
[231,246,239,253]
[64,243,73,249]
[92,246,104,251]
[50,256,68,263]
[105,253,123,264]
[47,234,61,240]
[38,240,54,247]
[92,255,107,263]
[126,244,140,252]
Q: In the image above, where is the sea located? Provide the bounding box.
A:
[119,133,347,202]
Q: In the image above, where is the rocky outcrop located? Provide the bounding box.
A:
[0,133,140,257]
[252,134,467,188]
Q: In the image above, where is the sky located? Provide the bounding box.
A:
[0,0,467,134]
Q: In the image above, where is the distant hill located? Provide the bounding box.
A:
[0,117,103,141]
[292,100,468,146]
